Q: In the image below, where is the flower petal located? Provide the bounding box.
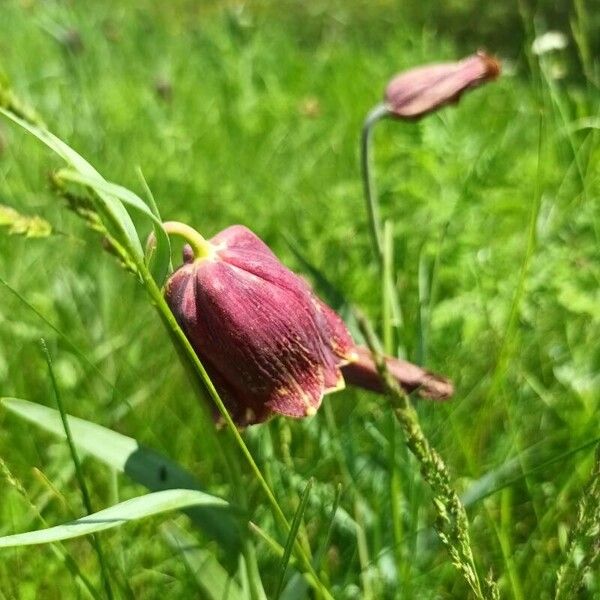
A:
[384,51,500,119]
[184,260,346,418]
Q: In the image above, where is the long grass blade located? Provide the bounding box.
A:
[275,478,313,600]
[40,339,114,600]
[0,489,227,547]
[0,108,144,260]
[1,397,241,553]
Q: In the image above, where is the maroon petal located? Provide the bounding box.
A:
[342,346,454,400]
[311,298,357,364]
[165,228,354,423]
[194,262,338,417]
[384,51,500,119]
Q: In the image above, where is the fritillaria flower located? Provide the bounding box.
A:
[383,51,501,119]
[164,223,357,426]
[162,222,452,426]
[362,51,501,263]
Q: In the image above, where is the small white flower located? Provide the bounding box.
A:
[532,31,568,55]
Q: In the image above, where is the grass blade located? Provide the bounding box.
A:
[135,166,172,286]
[0,489,227,547]
[162,521,244,600]
[1,397,241,554]
[56,167,173,285]
[56,169,162,225]
[274,478,313,600]
[280,483,343,600]
[0,108,144,260]
[40,339,114,599]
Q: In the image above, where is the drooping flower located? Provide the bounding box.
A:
[361,51,500,263]
[384,51,501,119]
[163,223,453,426]
[164,224,358,426]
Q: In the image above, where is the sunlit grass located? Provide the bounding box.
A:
[0,0,599,598]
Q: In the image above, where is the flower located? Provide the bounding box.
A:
[163,223,454,426]
[384,51,501,119]
[164,224,357,426]
[341,346,453,401]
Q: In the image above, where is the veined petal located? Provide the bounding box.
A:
[168,253,351,420]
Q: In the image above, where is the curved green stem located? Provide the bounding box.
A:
[161,221,213,259]
[2,104,333,599]
[361,103,390,269]
[93,203,330,597]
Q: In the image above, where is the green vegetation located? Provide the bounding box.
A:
[0,1,598,598]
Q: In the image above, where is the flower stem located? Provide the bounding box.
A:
[161,221,213,259]
[2,96,333,600]
[360,103,389,268]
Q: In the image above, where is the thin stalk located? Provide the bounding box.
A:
[387,414,405,591]
[382,220,394,354]
[357,313,498,600]
[361,103,390,267]
[323,402,374,598]
[354,497,374,600]
[161,221,213,259]
[41,340,114,600]
[497,488,525,600]
[274,478,313,600]
[249,523,327,595]
[276,422,313,559]
[221,442,267,600]
[101,209,332,599]
[313,483,343,571]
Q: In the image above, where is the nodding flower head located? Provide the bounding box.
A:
[384,51,501,120]
[164,224,357,426]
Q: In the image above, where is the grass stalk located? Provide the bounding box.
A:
[40,339,115,600]
[274,477,313,599]
[360,103,389,267]
[357,314,497,599]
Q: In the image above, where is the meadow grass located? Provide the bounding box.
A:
[0,1,599,598]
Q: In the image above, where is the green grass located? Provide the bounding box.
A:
[0,1,599,598]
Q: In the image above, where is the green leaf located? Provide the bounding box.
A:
[0,108,143,261]
[162,521,244,600]
[57,167,175,285]
[275,478,313,600]
[0,489,226,547]
[1,398,241,554]
[136,166,172,287]
[56,169,162,226]
[0,107,100,177]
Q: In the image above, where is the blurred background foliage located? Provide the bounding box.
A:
[0,0,598,598]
